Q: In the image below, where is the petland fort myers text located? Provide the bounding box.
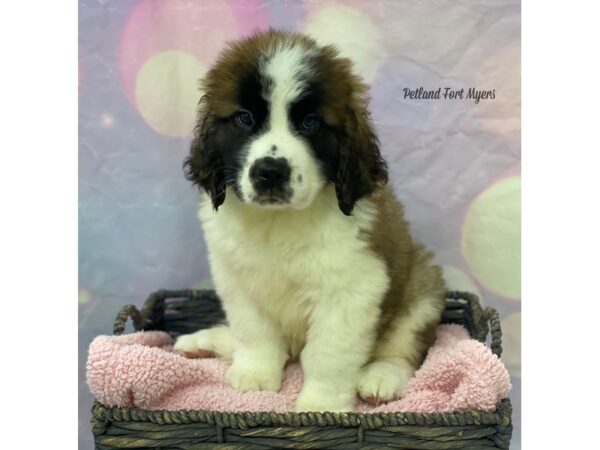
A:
[403,87,496,104]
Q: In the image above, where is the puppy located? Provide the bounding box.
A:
[175,29,446,412]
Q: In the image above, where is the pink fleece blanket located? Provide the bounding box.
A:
[87,324,510,413]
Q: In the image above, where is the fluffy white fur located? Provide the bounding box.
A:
[176,186,389,411]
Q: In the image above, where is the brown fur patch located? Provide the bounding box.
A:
[366,186,446,367]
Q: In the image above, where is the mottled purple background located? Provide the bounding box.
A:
[79,1,521,448]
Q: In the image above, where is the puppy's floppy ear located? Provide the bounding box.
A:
[335,100,388,216]
[183,96,226,210]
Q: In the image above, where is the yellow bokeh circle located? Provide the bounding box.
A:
[462,176,521,300]
[135,50,206,138]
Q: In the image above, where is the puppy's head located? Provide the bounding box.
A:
[184,29,387,215]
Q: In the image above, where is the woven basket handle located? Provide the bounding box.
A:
[113,304,145,335]
[483,306,503,357]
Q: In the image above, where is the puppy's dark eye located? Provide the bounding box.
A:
[300,114,320,134]
[235,110,254,129]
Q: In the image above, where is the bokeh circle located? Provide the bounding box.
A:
[135,51,206,138]
[462,176,521,300]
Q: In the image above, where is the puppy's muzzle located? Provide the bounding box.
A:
[249,157,292,202]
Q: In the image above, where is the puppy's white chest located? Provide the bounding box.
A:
[199,192,380,354]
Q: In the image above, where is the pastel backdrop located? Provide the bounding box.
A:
[79,1,520,448]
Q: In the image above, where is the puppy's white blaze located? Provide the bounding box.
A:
[263,45,310,130]
[239,44,323,209]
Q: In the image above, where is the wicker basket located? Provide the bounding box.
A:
[91,289,512,449]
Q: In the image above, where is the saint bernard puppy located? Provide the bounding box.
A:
[174,29,446,412]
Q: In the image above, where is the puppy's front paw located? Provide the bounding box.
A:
[226,357,283,392]
[357,361,413,404]
[174,330,215,359]
[295,383,355,412]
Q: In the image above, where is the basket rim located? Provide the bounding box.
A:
[92,397,512,430]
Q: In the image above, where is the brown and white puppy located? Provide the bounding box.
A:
[175,29,446,412]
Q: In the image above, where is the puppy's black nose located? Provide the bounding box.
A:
[250,157,291,192]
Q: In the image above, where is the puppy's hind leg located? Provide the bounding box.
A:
[358,300,442,403]
[174,325,235,361]
[359,248,445,404]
